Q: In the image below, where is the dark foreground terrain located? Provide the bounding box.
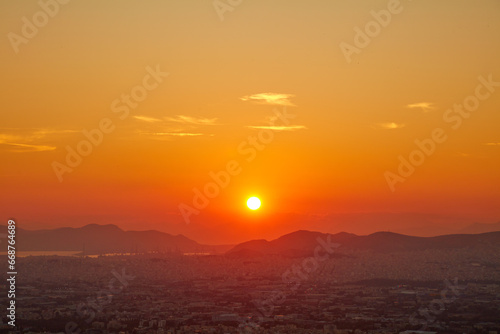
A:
[1,241,500,334]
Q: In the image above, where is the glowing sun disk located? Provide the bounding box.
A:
[247,197,261,210]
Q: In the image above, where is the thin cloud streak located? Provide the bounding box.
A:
[133,115,162,123]
[455,151,471,157]
[0,142,56,152]
[153,132,205,136]
[407,102,436,112]
[0,129,78,141]
[375,122,406,129]
[241,93,296,106]
[136,130,211,137]
[164,115,218,125]
[247,125,307,131]
[133,115,217,139]
[0,129,76,153]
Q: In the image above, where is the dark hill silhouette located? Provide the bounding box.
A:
[227,230,355,257]
[0,224,231,255]
[2,224,499,257]
[227,230,500,256]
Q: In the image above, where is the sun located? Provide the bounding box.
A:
[247,197,261,210]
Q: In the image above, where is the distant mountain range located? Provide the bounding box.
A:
[226,229,500,257]
[0,224,232,255]
[1,223,499,257]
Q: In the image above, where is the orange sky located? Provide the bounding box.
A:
[1,0,499,244]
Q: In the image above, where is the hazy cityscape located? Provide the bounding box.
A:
[2,230,500,334]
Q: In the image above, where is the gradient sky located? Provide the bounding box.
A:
[1,0,499,244]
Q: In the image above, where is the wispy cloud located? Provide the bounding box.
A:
[0,142,56,152]
[152,132,207,137]
[240,93,296,106]
[0,133,24,143]
[484,142,500,146]
[136,131,213,140]
[454,151,471,157]
[247,125,307,131]
[132,115,217,139]
[375,122,406,129]
[407,102,436,112]
[164,115,218,125]
[133,115,162,123]
[0,129,73,153]
[0,128,77,140]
